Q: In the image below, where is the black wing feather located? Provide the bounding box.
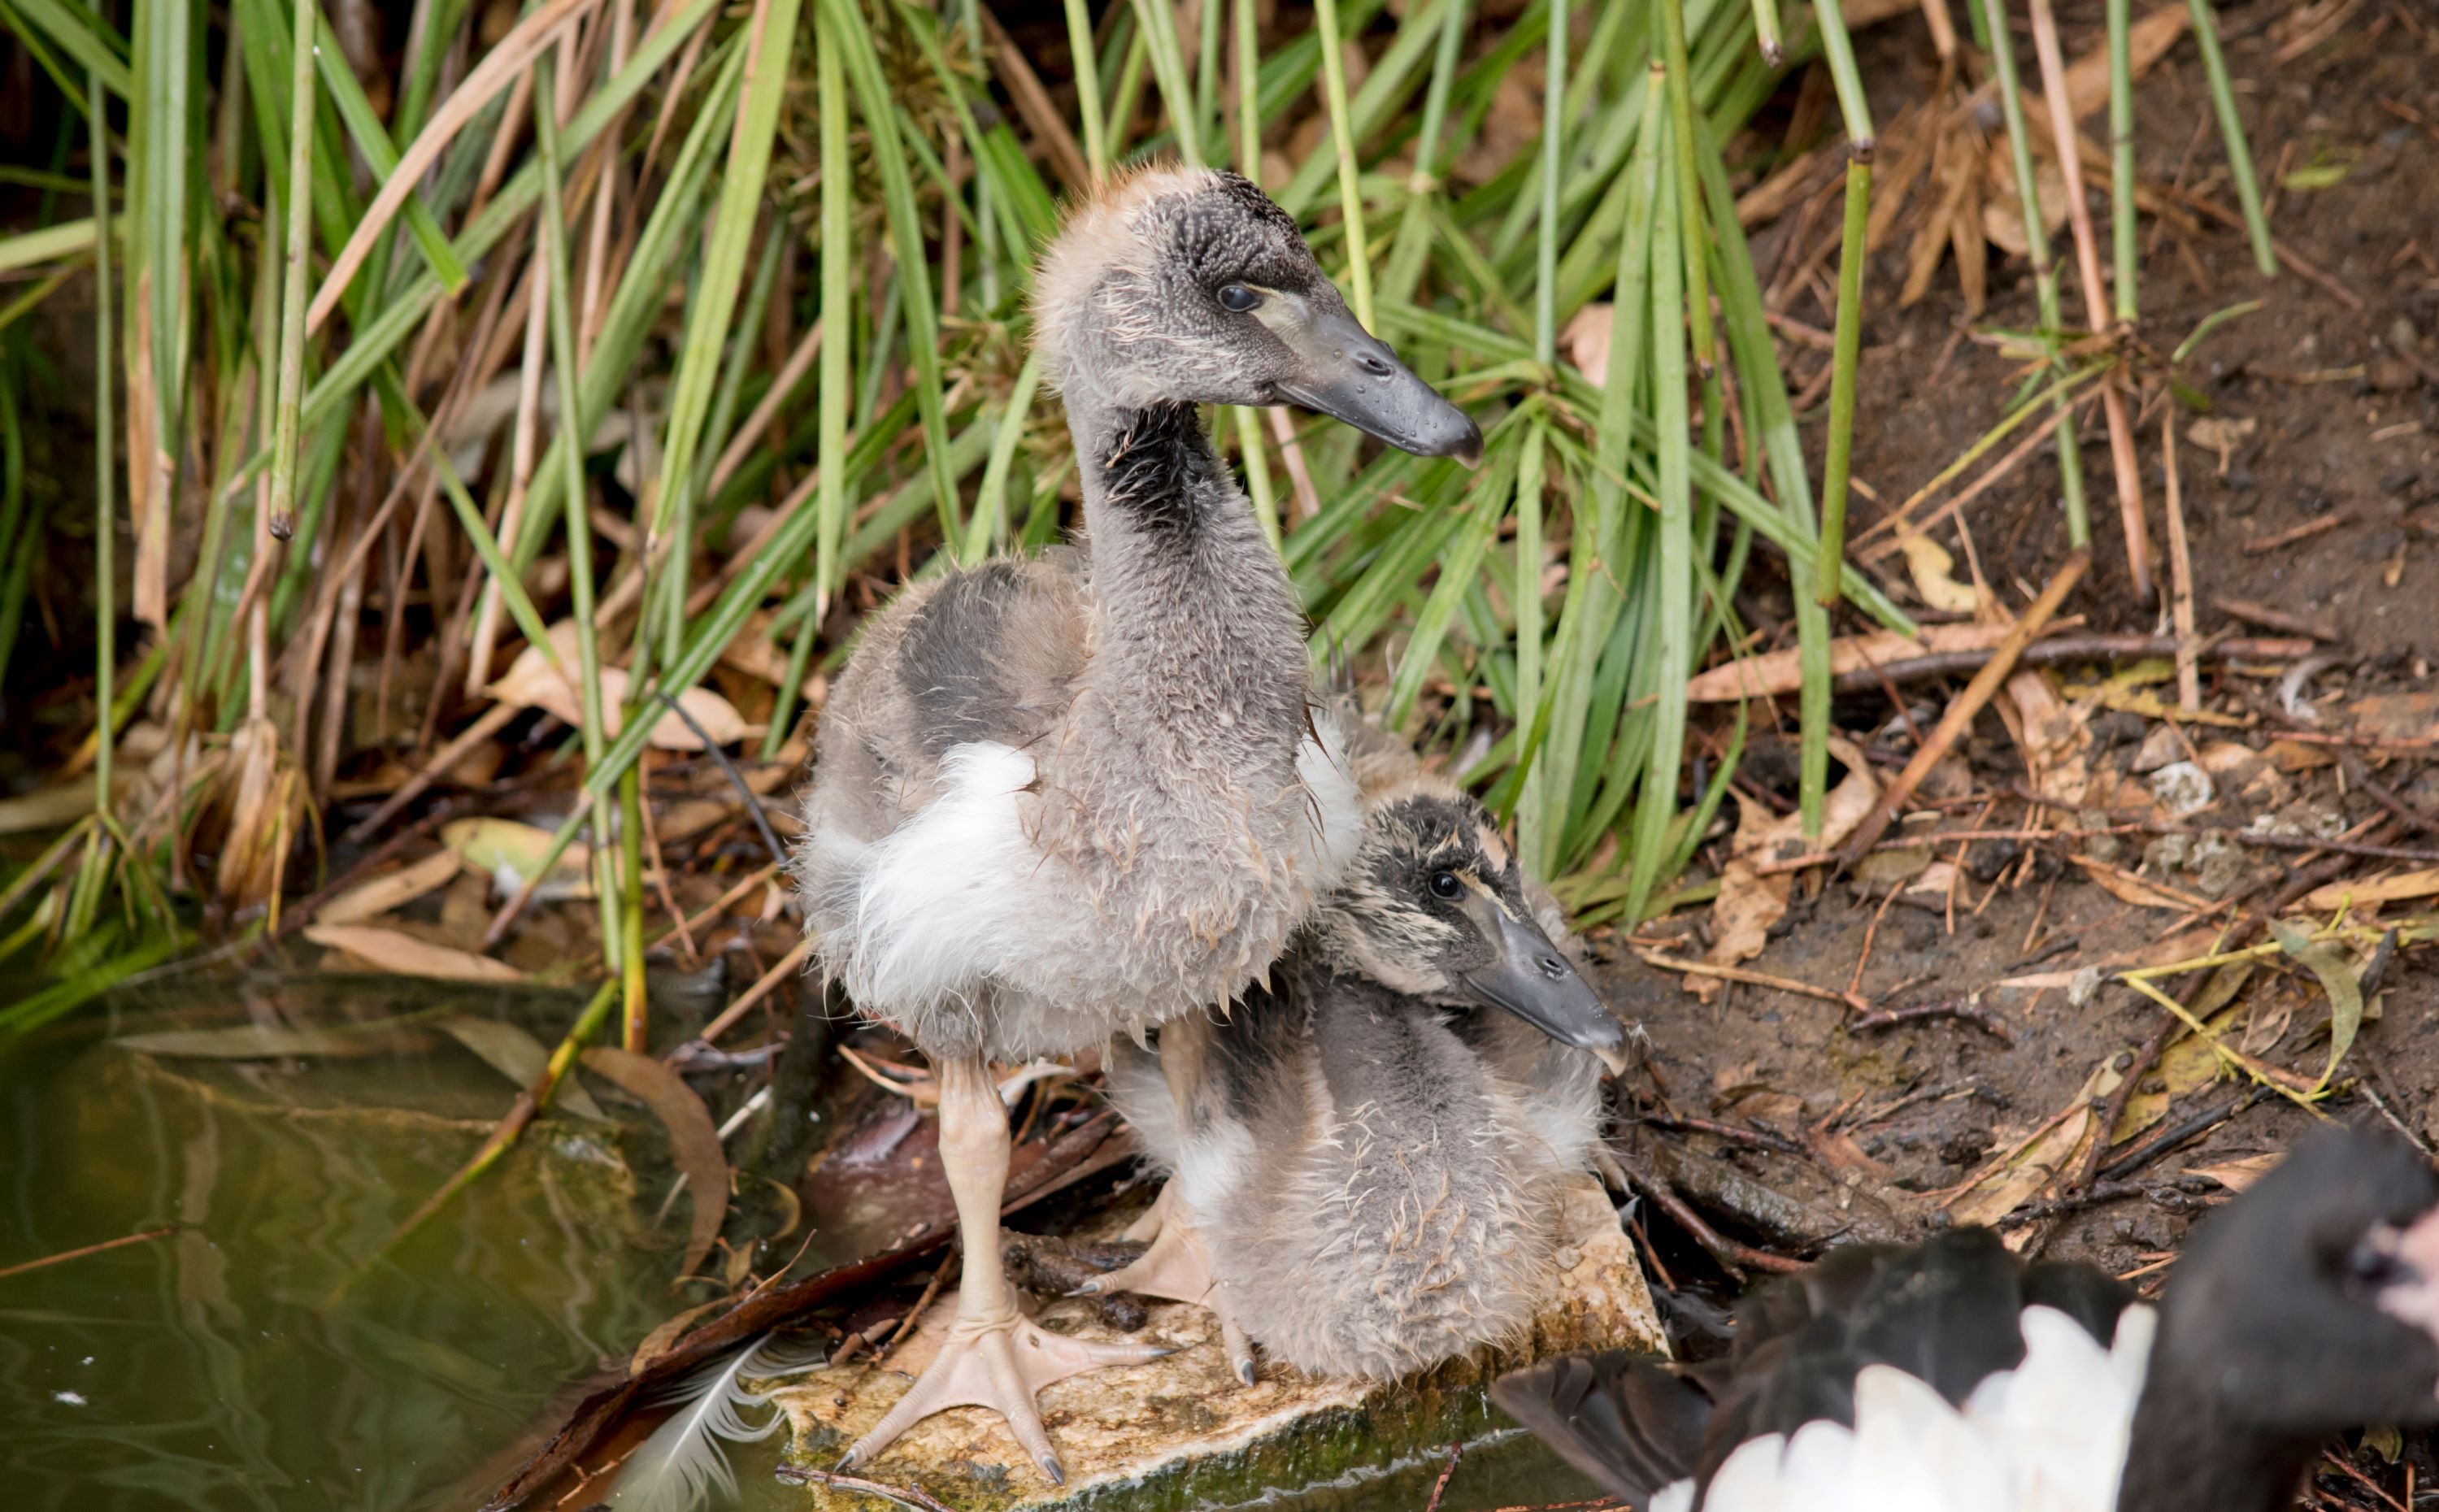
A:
[1489,1351,1713,1510]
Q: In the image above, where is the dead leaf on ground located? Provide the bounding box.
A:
[1695,740,1878,1001]
[2304,868,2439,911]
[1947,1062,2119,1235]
[2347,691,2439,742]
[2003,670,2096,808]
[2187,1153,2282,1193]
[1685,623,2015,702]
[2073,857,2215,913]
[2187,415,2258,474]
[490,623,752,751]
[317,850,463,925]
[1896,527,1980,614]
[580,1047,728,1279]
[302,923,527,983]
[1564,305,1619,388]
[2268,919,2366,1092]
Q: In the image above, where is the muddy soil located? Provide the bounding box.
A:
[1598,0,2439,1414]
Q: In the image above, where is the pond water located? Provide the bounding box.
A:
[0,973,1609,1512]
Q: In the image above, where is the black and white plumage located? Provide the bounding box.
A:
[1492,1127,2439,1512]
[792,167,1482,1484]
[1102,779,1630,1382]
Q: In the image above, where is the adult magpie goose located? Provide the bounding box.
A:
[1491,1127,2439,1512]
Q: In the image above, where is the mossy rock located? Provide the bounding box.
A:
[767,1179,1663,1512]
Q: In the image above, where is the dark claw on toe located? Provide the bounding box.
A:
[1234,1359,1257,1387]
[1040,1455,1067,1487]
[1068,1280,1106,1297]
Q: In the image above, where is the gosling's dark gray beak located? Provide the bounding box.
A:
[1462,906,1630,1075]
[1269,306,1484,466]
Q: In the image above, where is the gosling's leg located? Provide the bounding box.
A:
[1073,1188,1257,1385]
[840,1054,1168,1484]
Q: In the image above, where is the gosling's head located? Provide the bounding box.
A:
[1034,167,1482,462]
[1316,779,1628,1072]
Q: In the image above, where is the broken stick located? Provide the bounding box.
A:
[1836,550,2090,870]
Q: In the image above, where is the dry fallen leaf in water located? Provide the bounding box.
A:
[115,1020,442,1058]
[436,1015,608,1121]
[316,849,463,925]
[1696,740,1879,1001]
[441,816,595,901]
[489,623,752,751]
[580,1047,728,1279]
[302,923,527,983]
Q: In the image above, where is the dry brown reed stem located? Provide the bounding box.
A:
[1858,391,2089,558]
[2162,411,2199,710]
[577,0,637,362]
[1266,406,1323,520]
[1837,549,2091,868]
[2025,0,2149,602]
[706,319,824,495]
[697,935,816,1045]
[1636,953,1875,1015]
[309,0,604,332]
[0,1226,180,1282]
[977,7,1093,191]
[341,702,520,844]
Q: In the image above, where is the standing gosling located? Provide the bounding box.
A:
[795,168,1480,1483]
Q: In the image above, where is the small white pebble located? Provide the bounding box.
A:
[53,1391,87,1406]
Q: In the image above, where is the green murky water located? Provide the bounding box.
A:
[0,973,1606,1512]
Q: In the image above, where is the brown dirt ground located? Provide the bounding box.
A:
[1590,1,2439,1488]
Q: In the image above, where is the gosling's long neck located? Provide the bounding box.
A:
[1062,380,1312,763]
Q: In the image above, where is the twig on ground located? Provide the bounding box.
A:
[1635,953,1873,1014]
[1837,551,2090,867]
[2214,595,2341,643]
[2098,1088,2270,1182]
[2063,820,2404,1201]
[654,690,787,867]
[2162,415,2199,710]
[1620,1167,1808,1280]
[1995,1176,2211,1230]
[2244,512,2351,555]
[1635,1112,1810,1157]
[776,1467,959,1512]
[1847,999,2015,1043]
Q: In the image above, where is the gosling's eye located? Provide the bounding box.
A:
[1218,284,1261,313]
[1429,871,1463,900]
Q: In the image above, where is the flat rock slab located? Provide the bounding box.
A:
[768,1178,1663,1512]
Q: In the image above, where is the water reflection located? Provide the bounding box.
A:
[0,975,670,1512]
[0,973,1615,1512]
